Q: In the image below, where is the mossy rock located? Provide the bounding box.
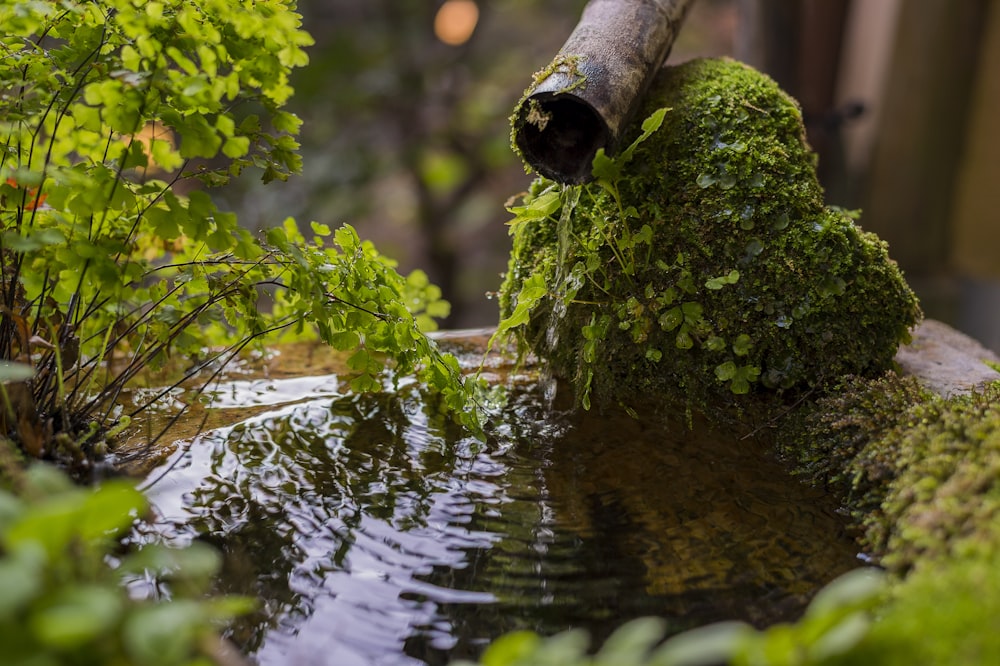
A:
[500,58,921,407]
[781,377,1000,664]
[787,375,1000,575]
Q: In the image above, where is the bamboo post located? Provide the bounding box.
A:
[511,0,696,184]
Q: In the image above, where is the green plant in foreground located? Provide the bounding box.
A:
[0,0,484,472]
[0,446,252,666]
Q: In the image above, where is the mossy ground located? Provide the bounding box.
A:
[499,58,920,409]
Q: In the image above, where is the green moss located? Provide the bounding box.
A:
[786,378,1000,576]
[779,374,930,528]
[499,58,921,408]
[829,549,1000,665]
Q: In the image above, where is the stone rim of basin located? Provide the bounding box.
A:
[894,318,1000,396]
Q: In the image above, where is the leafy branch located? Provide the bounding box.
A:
[1,0,485,474]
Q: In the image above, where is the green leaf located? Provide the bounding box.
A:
[705,336,726,352]
[641,106,669,135]
[123,601,204,666]
[715,361,737,381]
[651,621,753,666]
[479,630,541,666]
[222,135,251,158]
[681,302,703,323]
[507,188,562,223]
[0,549,42,618]
[347,348,373,373]
[30,584,124,648]
[120,542,222,587]
[595,617,666,663]
[633,224,653,246]
[272,110,303,133]
[591,148,621,182]
[76,480,147,541]
[807,612,872,661]
[334,224,360,252]
[659,307,683,331]
[175,113,222,158]
[729,365,760,394]
[331,331,361,350]
[732,333,753,356]
[807,568,885,618]
[6,492,87,559]
[1,228,66,253]
[311,221,331,237]
[619,106,669,163]
[705,269,740,290]
[489,272,547,350]
[532,629,590,661]
[0,490,23,532]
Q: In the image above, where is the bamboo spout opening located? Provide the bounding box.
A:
[514,96,608,184]
[511,0,695,184]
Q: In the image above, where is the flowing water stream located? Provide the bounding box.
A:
[127,335,861,666]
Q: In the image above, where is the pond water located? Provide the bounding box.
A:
[128,336,861,666]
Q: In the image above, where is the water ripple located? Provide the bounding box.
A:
[133,381,860,666]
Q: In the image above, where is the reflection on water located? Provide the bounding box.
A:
[133,366,860,666]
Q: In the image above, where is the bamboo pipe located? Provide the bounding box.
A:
[512,0,696,184]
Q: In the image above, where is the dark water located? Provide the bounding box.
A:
[131,355,860,666]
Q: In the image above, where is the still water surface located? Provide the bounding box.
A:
[131,343,860,665]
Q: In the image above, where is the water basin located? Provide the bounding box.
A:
[130,337,860,666]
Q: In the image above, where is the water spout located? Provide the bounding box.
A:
[512,0,695,183]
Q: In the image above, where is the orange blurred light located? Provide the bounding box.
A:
[5,178,47,210]
[132,121,176,173]
[434,0,479,46]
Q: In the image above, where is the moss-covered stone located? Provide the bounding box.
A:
[788,377,1000,575]
[499,58,921,408]
[779,374,931,529]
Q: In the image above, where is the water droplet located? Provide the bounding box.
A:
[749,173,765,188]
[720,172,737,189]
[776,315,792,329]
[697,173,717,188]
[771,212,790,231]
[743,238,764,261]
